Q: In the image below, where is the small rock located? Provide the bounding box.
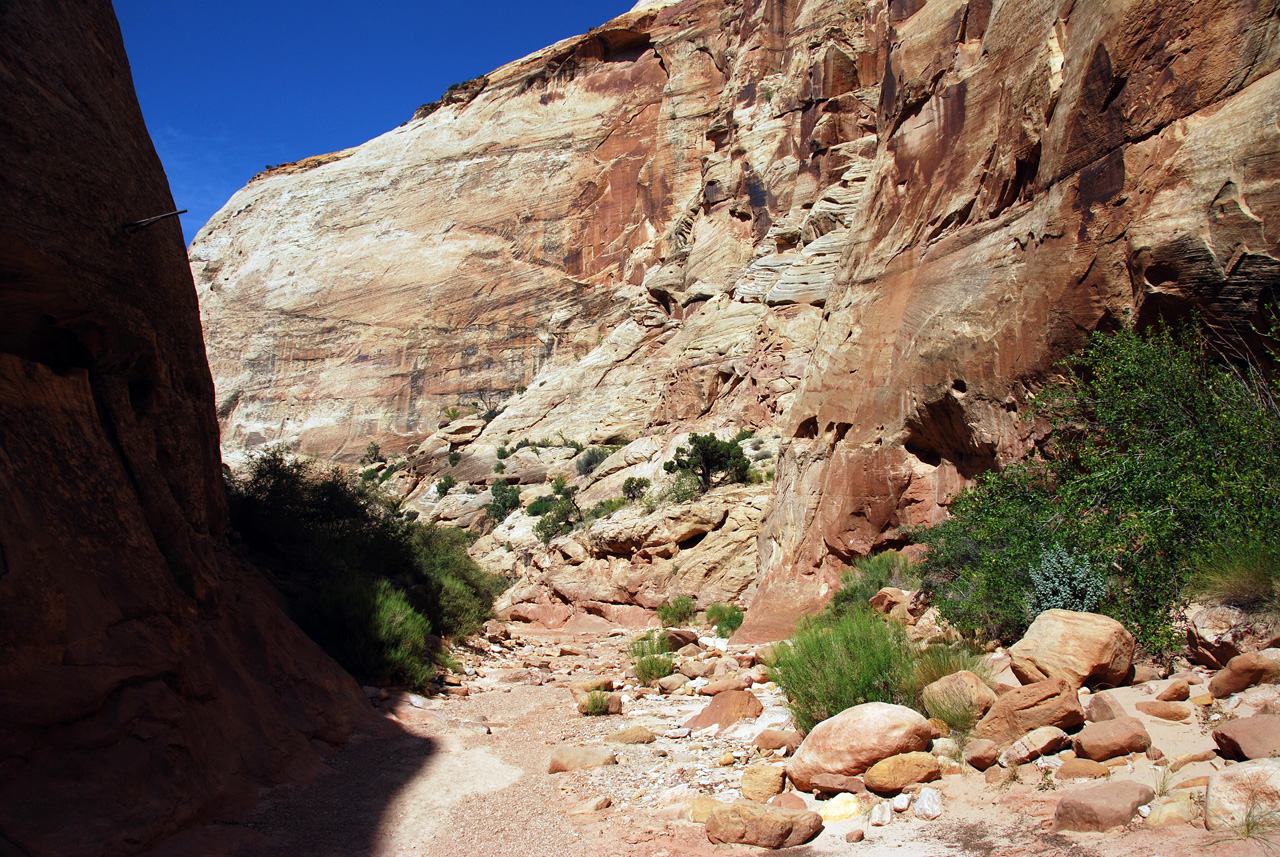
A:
[1135,700,1192,721]
[913,787,943,820]
[606,725,656,744]
[1085,689,1128,722]
[681,796,731,822]
[845,829,866,843]
[1132,665,1163,684]
[1209,649,1280,698]
[754,729,802,754]
[869,800,893,826]
[808,773,867,798]
[963,739,1000,772]
[1173,775,1211,790]
[1156,679,1190,701]
[891,793,912,812]
[568,795,612,814]
[656,673,689,693]
[1056,758,1108,780]
[770,793,807,811]
[1170,749,1217,772]
[684,690,764,734]
[700,676,749,696]
[817,792,871,822]
[664,727,691,739]
[1145,796,1197,827]
[741,763,787,802]
[718,751,736,766]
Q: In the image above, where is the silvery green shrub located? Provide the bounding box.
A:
[1029,544,1105,614]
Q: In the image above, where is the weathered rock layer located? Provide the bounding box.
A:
[194,0,1280,636]
[0,5,376,855]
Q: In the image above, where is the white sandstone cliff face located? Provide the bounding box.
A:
[195,0,1280,637]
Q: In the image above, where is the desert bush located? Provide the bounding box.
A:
[826,552,918,617]
[768,608,913,733]
[1029,543,1106,614]
[665,470,703,504]
[485,480,520,522]
[586,497,628,521]
[525,495,555,517]
[447,451,461,467]
[656,594,697,627]
[359,441,383,465]
[628,631,674,684]
[441,406,460,424]
[1191,538,1280,619]
[582,690,613,716]
[434,474,456,496]
[533,478,583,544]
[705,603,744,638]
[226,447,504,689]
[495,446,510,460]
[663,432,751,494]
[904,644,991,708]
[919,322,1280,654]
[622,476,651,501]
[493,462,505,474]
[576,446,611,476]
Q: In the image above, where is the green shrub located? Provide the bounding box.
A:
[919,322,1280,654]
[1191,538,1280,619]
[576,446,611,476]
[226,447,505,688]
[496,446,510,460]
[359,441,383,465]
[656,594,697,627]
[533,478,583,543]
[525,495,555,517]
[628,631,673,684]
[493,462,505,474]
[441,406,460,424]
[485,480,520,522]
[923,684,981,739]
[706,603,744,637]
[434,474,456,496]
[903,644,991,707]
[1029,544,1105,614]
[447,451,461,467]
[826,552,917,617]
[768,608,912,734]
[557,431,585,454]
[582,690,613,716]
[586,497,628,521]
[622,476,651,501]
[666,470,703,503]
[663,432,750,494]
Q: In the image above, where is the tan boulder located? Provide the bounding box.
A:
[1213,715,1280,760]
[787,703,935,792]
[963,739,1000,771]
[998,726,1071,767]
[1145,796,1198,827]
[1156,679,1190,701]
[700,676,750,696]
[1053,781,1155,832]
[869,587,910,615]
[1009,610,1134,689]
[807,773,867,797]
[704,803,824,849]
[684,690,763,733]
[682,797,732,823]
[769,793,807,810]
[606,725,656,744]
[1056,758,1108,780]
[548,746,617,773]
[435,417,486,444]
[1209,649,1280,698]
[741,763,787,802]
[1072,717,1152,762]
[864,752,940,794]
[1205,759,1280,830]
[973,679,1086,746]
[753,729,802,754]
[1134,700,1191,722]
[1085,689,1128,722]
[921,670,997,722]
[656,673,689,693]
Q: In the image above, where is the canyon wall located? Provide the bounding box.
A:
[0,4,377,855]
[194,0,1280,638]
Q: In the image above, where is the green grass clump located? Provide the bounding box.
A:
[905,644,991,706]
[922,685,981,738]
[768,608,913,734]
[628,631,674,685]
[826,552,918,616]
[576,446,611,476]
[434,474,456,496]
[1191,538,1280,620]
[706,603,745,638]
[525,495,555,517]
[582,690,613,716]
[657,594,697,627]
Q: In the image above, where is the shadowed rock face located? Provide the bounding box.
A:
[195,0,1280,638]
[0,4,376,855]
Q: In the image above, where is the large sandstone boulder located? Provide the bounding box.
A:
[998,726,1072,767]
[787,703,935,792]
[922,670,998,721]
[1073,717,1152,762]
[1009,610,1135,689]
[1209,649,1280,698]
[864,752,940,794]
[973,679,1086,746]
[1187,604,1280,669]
[1205,759,1280,831]
[548,746,617,773]
[1054,781,1156,832]
[704,803,824,849]
[1213,715,1280,761]
[684,690,763,733]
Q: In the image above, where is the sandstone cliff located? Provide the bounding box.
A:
[0,4,378,855]
[194,0,1280,639]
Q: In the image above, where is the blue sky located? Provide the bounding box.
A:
[115,1,637,244]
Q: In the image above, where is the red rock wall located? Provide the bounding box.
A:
[0,4,377,854]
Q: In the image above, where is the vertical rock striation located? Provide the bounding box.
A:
[0,4,377,855]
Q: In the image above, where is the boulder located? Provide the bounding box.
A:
[1209,649,1280,698]
[998,726,1071,767]
[1205,759,1280,831]
[754,729,803,754]
[864,752,940,794]
[684,690,763,733]
[682,797,732,823]
[808,773,867,797]
[700,677,750,696]
[963,739,1000,771]
[1134,700,1192,722]
[436,417,486,444]
[704,803,824,849]
[973,679,1086,746]
[1053,781,1155,832]
[1009,610,1135,689]
[548,746,617,773]
[770,793,807,810]
[1213,715,1280,761]
[1145,796,1198,827]
[1073,717,1152,762]
[1085,689,1128,722]
[1203,762,1280,833]
[816,792,873,821]
[921,670,998,721]
[741,763,787,802]
[1187,604,1280,669]
[1056,758,1109,780]
[869,587,910,615]
[657,674,690,693]
[787,703,935,792]
[1156,679,1191,702]
[663,628,700,650]
[606,725,656,744]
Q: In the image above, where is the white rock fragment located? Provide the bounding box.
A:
[914,787,943,820]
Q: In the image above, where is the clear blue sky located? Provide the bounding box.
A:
[115,1,638,244]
